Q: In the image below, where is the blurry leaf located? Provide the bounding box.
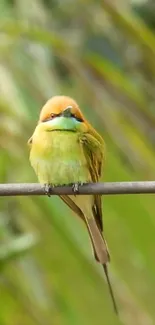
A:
[0,233,38,265]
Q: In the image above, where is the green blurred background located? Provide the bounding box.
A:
[1,0,155,324]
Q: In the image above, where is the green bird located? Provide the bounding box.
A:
[28,95,117,313]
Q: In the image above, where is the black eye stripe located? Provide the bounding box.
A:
[42,116,54,122]
[70,113,83,122]
[42,113,57,122]
[42,113,83,123]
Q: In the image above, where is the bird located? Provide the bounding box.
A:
[28,95,117,314]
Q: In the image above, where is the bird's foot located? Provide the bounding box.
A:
[44,184,54,197]
[72,182,84,195]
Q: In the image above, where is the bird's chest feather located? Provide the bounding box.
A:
[30,131,90,184]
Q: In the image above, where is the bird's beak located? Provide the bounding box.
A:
[62,106,72,118]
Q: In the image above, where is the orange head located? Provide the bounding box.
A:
[39,96,84,123]
[28,95,104,146]
[35,95,88,133]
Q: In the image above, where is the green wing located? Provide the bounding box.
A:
[60,131,106,262]
[79,132,105,232]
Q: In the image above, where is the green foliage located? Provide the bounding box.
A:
[1,0,155,324]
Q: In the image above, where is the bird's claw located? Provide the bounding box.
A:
[44,184,53,197]
[72,182,83,195]
[72,183,79,194]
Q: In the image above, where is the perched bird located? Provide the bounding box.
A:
[28,95,117,313]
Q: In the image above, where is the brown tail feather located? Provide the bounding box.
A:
[103,264,118,314]
[84,217,118,314]
[60,196,118,314]
[85,217,109,264]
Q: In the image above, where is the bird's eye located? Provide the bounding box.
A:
[50,113,56,118]
[42,113,57,122]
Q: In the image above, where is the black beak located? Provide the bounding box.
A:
[62,106,72,118]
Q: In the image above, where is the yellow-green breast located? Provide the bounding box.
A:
[30,130,91,185]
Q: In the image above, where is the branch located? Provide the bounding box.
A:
[0,181,155,196]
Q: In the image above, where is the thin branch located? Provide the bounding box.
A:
[0,182,155,196]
